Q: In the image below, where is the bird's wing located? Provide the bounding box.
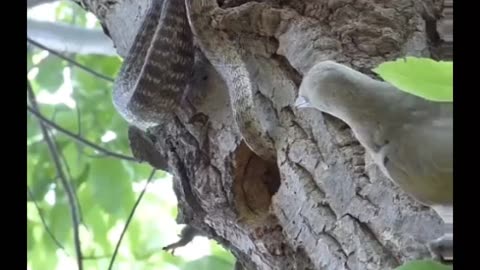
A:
[382,119,452,206]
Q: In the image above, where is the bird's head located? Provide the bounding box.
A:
[294,61,343,114]
[293,61,367,119]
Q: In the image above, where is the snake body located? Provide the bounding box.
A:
[112,0,276,161]
[113,0,194,130]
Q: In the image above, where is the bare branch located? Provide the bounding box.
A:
[27,81,83,270]
[27,19,116,56]
[27,37,114,82]
[27,186,68,254]
[52,138,85,224]
[27,105,137,162]
[108,169,156,270]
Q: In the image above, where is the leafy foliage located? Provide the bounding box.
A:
[27,3,235,270]
[394,260,452,270]
[373,57,453,102]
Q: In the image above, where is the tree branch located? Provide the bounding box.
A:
[27,186,68,254]
[27,37,114,82]
[108,169,157,270]
[27,19,117,56]
[27,105,137,162]
[27,81,83,270]
[53,137,85,224]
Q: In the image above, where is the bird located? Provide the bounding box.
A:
[294,60,453,260]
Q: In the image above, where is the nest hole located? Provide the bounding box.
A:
[233,142,281,224]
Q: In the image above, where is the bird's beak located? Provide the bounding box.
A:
[294,96,312,108]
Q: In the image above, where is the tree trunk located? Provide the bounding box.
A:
[79,0,453,269]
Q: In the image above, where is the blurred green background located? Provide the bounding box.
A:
[27,1,235,269]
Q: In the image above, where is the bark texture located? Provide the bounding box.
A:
[80,0,453,269]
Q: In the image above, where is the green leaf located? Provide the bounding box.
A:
[88,206,112,253]
[49,201,72,244]
[61,141,86,181]
[78,184,112,253]
[162,251,186,266]
[27,154,36,197]
[34,55,65,91]
[28,243,59,270]
[183,255,235,270]
[55,2,87,27]
[52,109,79,134]
[27,49,34,70]
[125,212,170,260]
[42,225,61,253]
[29,147,56,200]
[27,220,36,251]
[211,241,235,264]
[75,54,122,78]
[72,71,108,98]
[71,55,120,98]
[128,219,143,258]
[74,164,91,188]
[394,260,452,270]
[27,113,41,141]
[372,57,453,102]
[132,164,158,183]
[89,159,135,217]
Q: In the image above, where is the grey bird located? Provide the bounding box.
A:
[294,60,453,261]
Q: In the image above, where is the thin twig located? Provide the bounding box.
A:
[108,169,157,270]
[27,105,137,162]
[81,152,127,160]
[27,186,68,254]
[27,37,115,82]
[50,107,85,225]
[27,81,84,270]
[53,138,85,224]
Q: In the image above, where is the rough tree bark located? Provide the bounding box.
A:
[77,0,452,269]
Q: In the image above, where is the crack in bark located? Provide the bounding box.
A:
[256,90,280,126]
[305,129,328,169]
[290,160,326,198]
[315,200,338,222]
[289,121,309,139]
[210,163,231,206]
[300,212,320,239]
[321,230,350,265]
[271,53,302,87]
[354,187,379,210]
[337,140,361,150]
[167,142,206,217]
[343,213,401,266]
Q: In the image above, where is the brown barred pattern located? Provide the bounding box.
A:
[113,0,194,130]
